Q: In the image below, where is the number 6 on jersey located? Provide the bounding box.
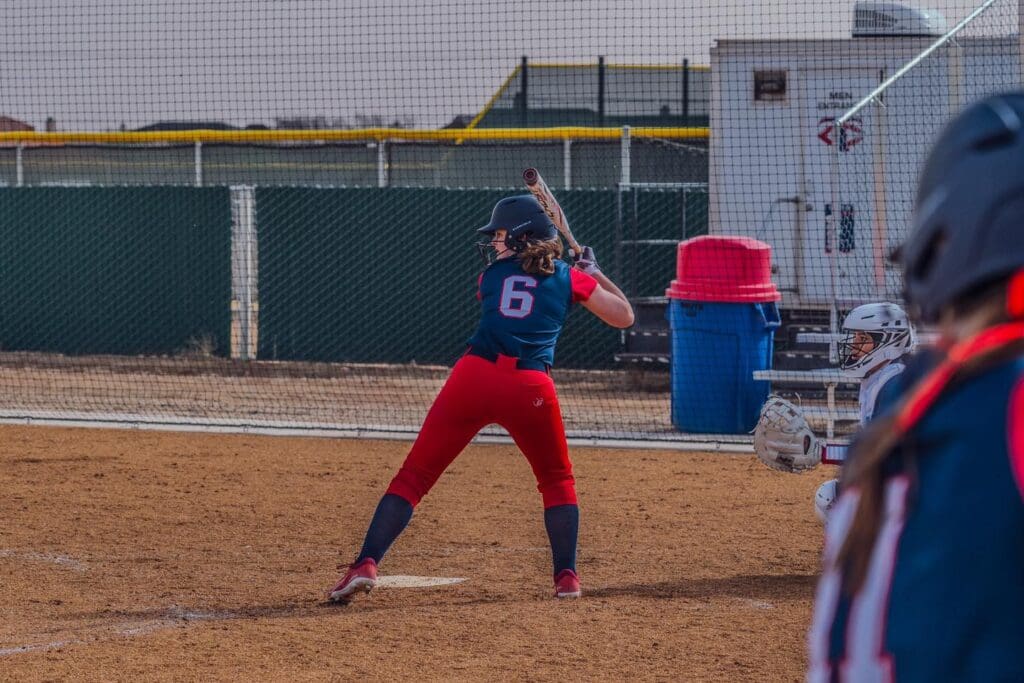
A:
[499,275,537,318]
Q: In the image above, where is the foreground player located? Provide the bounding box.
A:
[808,91,1024,681]
[328,194,633,602]
[754,303,915,522]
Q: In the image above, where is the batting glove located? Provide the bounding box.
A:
[573,246,600,275]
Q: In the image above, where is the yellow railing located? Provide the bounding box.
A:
[0,126,709,145]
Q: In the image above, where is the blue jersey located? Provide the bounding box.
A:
[466,258,596,368]
[809,356,1024,682]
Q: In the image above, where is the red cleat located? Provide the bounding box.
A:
[328,558,377,603]
[554,568,581,599]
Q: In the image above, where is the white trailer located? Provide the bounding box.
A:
[709,30,1021,309]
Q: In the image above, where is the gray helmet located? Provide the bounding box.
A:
[900,90,1024,323]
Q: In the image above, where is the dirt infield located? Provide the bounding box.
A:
[0,425,829,681]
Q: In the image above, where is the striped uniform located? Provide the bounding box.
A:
[809,356,1024,682]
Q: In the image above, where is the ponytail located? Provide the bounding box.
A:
[519,239,563,276]
[835,413,904,594]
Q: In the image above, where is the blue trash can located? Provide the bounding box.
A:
[665,236,781,434]
[667,300,780,433]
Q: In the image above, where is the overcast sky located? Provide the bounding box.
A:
[0,0,1010,130]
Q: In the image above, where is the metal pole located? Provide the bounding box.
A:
[563,138,572,190]
[230,186,258,361]
[826,384,837,439]
[681,187,689,239]
[520,55,529,127]
[618,126,632,299]
[620,125,631,188]
[947,40,965,112]
[630,188,639,298]
[194,142,203,187]
[15,144,24,187]
[614,184,624,284]
[682,59,690,124]
[377,140,388,188]
[839,0,1000,125]
[598,56,606,126]
[872,73,890,300]
[1019,0,1023,83]
[828,121,841,364]
[619,181,706,189]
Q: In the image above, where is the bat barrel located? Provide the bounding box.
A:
[522,168,538,185]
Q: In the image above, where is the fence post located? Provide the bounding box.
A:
[828,121,841,364]
[682,59,690,124]
[520,55,529,127]
[681,187,689,239]
[230,186,258,360]
[598,56,606,126]
[947,42,964,111]
[620,125,631,188]
[194,142,203,187]
[377,139,388,187]
[1019,0,1023,83]
[563,138,572,190]
[15,144,24,187]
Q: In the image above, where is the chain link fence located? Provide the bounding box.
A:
[1,0,1019,444]
[0,182,701,441]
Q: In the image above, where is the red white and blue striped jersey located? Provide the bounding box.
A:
[809,356,1024,682]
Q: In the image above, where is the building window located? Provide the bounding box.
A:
[754,70,787,102]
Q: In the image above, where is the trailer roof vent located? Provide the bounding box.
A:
[852,1,947,37]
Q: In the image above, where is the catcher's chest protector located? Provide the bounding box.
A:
[858,362,905,424]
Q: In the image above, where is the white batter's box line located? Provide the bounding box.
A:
[0,549,88,571]
[0,639,76,657]
[0,606,235,659]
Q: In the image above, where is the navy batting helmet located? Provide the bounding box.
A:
[477,194,557,254]
[900,90,1024,323]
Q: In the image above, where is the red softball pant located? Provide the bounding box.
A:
[386,353,576,509]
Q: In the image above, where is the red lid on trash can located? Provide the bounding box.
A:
[666,235,781,303]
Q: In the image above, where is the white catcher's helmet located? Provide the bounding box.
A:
[839,302,916,378]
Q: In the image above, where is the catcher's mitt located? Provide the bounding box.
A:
[753,396,821,473]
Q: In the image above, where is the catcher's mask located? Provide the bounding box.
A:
[476,194,557,264]
[839,302,915,378]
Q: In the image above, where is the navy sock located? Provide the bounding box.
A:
[544,504,579,574]
[356,493,414,564]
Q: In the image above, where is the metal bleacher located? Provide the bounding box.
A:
[614,302,863,438]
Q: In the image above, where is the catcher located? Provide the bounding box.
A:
[754,302,916,522]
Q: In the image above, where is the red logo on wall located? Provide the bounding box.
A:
[818,117,863,151]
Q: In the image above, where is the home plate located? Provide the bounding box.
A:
[376,576,466,589]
